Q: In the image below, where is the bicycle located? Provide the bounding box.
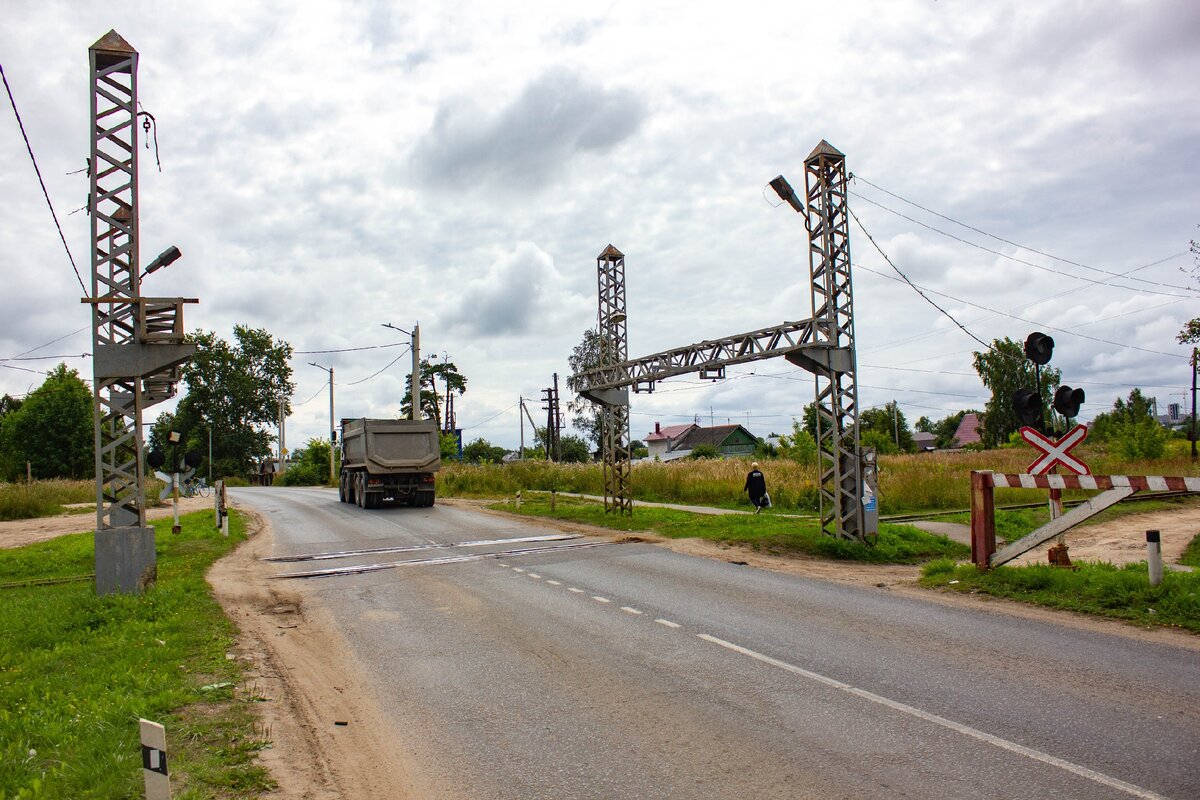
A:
[182,477,211,498]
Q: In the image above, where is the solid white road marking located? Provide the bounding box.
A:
[592,596,611,603]
[546,580,562,586]
[655,618,681,629]
[620,606,643,615]
[696,634,1167,800]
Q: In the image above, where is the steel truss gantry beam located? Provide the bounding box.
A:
[88,31,195,594]
[574,141,870,540]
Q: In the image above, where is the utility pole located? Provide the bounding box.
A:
[277,396,286,475]
[380,322,421,419]
[309,362,335,484]
[1191,348,1197,460]
[87,30,195,594]
[892,400,899,447]
[519,395,525,459]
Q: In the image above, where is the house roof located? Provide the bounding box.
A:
[671,424,752,451]
[645,423,695,442]
[952,413,983,446]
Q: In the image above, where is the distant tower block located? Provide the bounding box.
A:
[597,245,632,515]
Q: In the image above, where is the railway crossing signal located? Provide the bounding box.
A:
[1020,424,1091,476]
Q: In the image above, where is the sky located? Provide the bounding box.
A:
[2,0,1198,453]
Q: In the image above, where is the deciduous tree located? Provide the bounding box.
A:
[973,338,1060,447]
[0,364,92,480]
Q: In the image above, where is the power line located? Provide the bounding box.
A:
[462,401,520,430]
[295,340,407,355]
[345,348,411,386]
[294,379,329,406]
[849,205,993,350]
[1,61,87,295]
[3,326,90,361]
[849,174,1194,295]
[854,261,1188,359]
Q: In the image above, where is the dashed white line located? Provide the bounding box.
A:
[527,573,541,579]
[546,580,562,586]
[512,568,525,573]
[655,618,682,629]
[620,606,643,615]
[496,563,509,568]
[695,634,1166,800]
[568,587,584,593]
[592,596,611,603]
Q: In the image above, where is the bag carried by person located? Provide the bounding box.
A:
[760,492,772,509]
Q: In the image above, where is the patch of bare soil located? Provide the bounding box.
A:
[1011,506,1200,568]
[207,504,429,799]
[450,498,1200,651]
[0,496,216,549]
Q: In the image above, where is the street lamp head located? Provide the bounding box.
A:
[143,245,182,277]
[768,176,804,213]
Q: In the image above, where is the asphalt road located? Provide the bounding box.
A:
[232,486,1200,800]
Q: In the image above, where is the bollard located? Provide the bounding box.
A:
[551,489,557,512]
[516,490,522,510]
[171,473,181,535]
[140,718,171,799]
[1147,530,1163,587]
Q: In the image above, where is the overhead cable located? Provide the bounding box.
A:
[1,61,87,295]
[851,173,1194,293]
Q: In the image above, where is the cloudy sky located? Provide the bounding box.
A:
[2,0,1197,452]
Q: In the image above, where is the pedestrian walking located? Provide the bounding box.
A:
[743,461,770,513]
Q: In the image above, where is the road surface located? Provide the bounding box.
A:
[231,486,1200,800]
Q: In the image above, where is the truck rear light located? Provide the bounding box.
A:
[367,479,384,487]
[421,475,436,483]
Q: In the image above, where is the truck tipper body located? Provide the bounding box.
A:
[338,418,441,508]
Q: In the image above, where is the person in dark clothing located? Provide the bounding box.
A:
[743,462,769,513]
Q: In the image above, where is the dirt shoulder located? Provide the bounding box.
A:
[206,504,429,799]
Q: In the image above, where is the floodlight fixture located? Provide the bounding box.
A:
[381,322,411,335]
[142,245,182,277]
[768,175,804,213]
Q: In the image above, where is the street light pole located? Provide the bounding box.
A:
[309,362,336,484]
[1191,348,1197,461]
[381,322,421,420]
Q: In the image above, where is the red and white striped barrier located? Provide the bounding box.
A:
[988,474,1200,492]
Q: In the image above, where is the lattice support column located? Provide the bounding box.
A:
[597,245,632,515]
[802,141,863,541]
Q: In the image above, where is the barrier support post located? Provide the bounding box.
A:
[970,471,996,570]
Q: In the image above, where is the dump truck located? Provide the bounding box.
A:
[338,418,441,508]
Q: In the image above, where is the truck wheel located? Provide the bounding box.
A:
[338,475,347,503]
[356,476,366,508]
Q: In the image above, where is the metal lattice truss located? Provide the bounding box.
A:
[573,141,867,540]
[794,141,864,540]
[597,246,632,515]
[88,31,194,535]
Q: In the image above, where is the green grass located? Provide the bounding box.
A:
[442,448,1199,516]
[489,495,968,564]
[0,480,95,522]
[1181,534,1200,569]
[920,559,1200,632]
[0,510,274,799]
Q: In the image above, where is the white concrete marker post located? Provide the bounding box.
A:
[1147,529,1163,587]
[139,718,171,799]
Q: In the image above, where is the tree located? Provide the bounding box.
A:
[559,434,592,463]
[462,438,508,464]
[689,443,721,460]
[276,438,337,486]
[399,359,468,429]
[151,326,294,477]
[777,419,817,465]
[630,439,649,459]
[565,329,604,447]
[0,364,93,480]
[972,338,1060,447]
[1088,388,1167,459]
[859,401,913,454]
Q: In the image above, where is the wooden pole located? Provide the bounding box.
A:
[970,471,996,570]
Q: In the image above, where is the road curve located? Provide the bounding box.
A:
[231,486,1200,800]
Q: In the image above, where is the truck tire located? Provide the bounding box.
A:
[338,474,347,503]
[356,475,366,508]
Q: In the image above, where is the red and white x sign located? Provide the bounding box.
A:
[1020,424,1091,476]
